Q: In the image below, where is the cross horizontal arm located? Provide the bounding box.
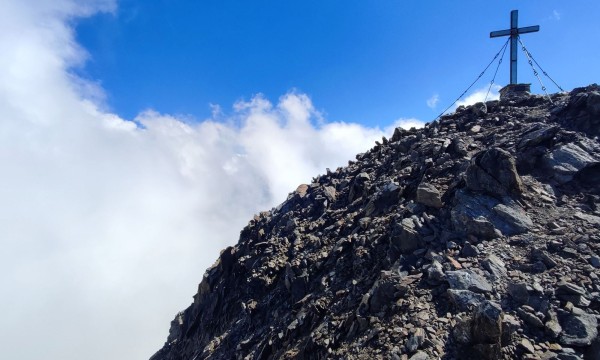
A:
[490,29,511,38]
[517,25,540,34]
[490,25,540,38]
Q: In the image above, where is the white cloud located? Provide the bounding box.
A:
[552,10,561,21]
[426,93,439,109]
[455,83,501,108]
[0,1,417,360]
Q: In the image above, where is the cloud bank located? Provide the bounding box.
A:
[0,1,424,359]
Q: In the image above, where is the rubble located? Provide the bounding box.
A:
[151,85,600,360]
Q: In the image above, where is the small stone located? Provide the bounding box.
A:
[482,254,507,279]
[416,182,443,208]
[517,307,544,329]
[589,255,600,268]
[462,241,480,257]
[408,350,429,360]
[519,338,535,354]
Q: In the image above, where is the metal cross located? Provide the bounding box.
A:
[490,10,539,84]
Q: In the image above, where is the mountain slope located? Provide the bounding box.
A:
[151,84,600,360]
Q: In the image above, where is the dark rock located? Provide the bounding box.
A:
[558,307,598,347]
[472,300,503,345]
[391,217,422,253]
[448,289,486,311]
[461,241,480,257]
[508,282,530,305]
[465,147,524,198]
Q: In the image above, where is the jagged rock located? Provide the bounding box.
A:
[482,254,507,280]
[151,86,600,360]
[466,147,524,198]
[543,143,599,184]
[446,269,492,293]
[452,190,531,237]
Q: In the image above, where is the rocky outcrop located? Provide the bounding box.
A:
[151,85,600,360]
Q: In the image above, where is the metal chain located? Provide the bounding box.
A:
[518,37,564,92]
[484,37,509,103]
[435,37,510,120]
[518,37,552,103]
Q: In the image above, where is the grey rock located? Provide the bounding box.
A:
[519,338,535,354]
[406,328,426,353]
[446,269,493,293]
[408,351,429,360]
[481,254,507,280]
[491,202,533,234]
[452,315,473,345]
[426,260,445,285]
[590,255,600,268]
[416,182,443,208]
[452,190,531,237]
[517,125,559,151]
[501,314,521,345]
[558,307,598,347]
[543,143,599,184]
[545,314,563,339]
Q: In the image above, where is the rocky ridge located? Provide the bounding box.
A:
[151,85,600,360]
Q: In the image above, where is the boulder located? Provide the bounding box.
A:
[543,143,599,184]
[466,148,524,198]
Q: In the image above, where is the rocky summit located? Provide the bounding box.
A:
[151,85,600,360]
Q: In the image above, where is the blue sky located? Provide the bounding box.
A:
[1,1,599,360]
[75,1,599,126]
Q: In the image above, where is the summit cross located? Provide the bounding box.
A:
[490,10,540,85]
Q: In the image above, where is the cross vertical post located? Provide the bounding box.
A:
[490,10,540,85]
[510,10,518,84]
